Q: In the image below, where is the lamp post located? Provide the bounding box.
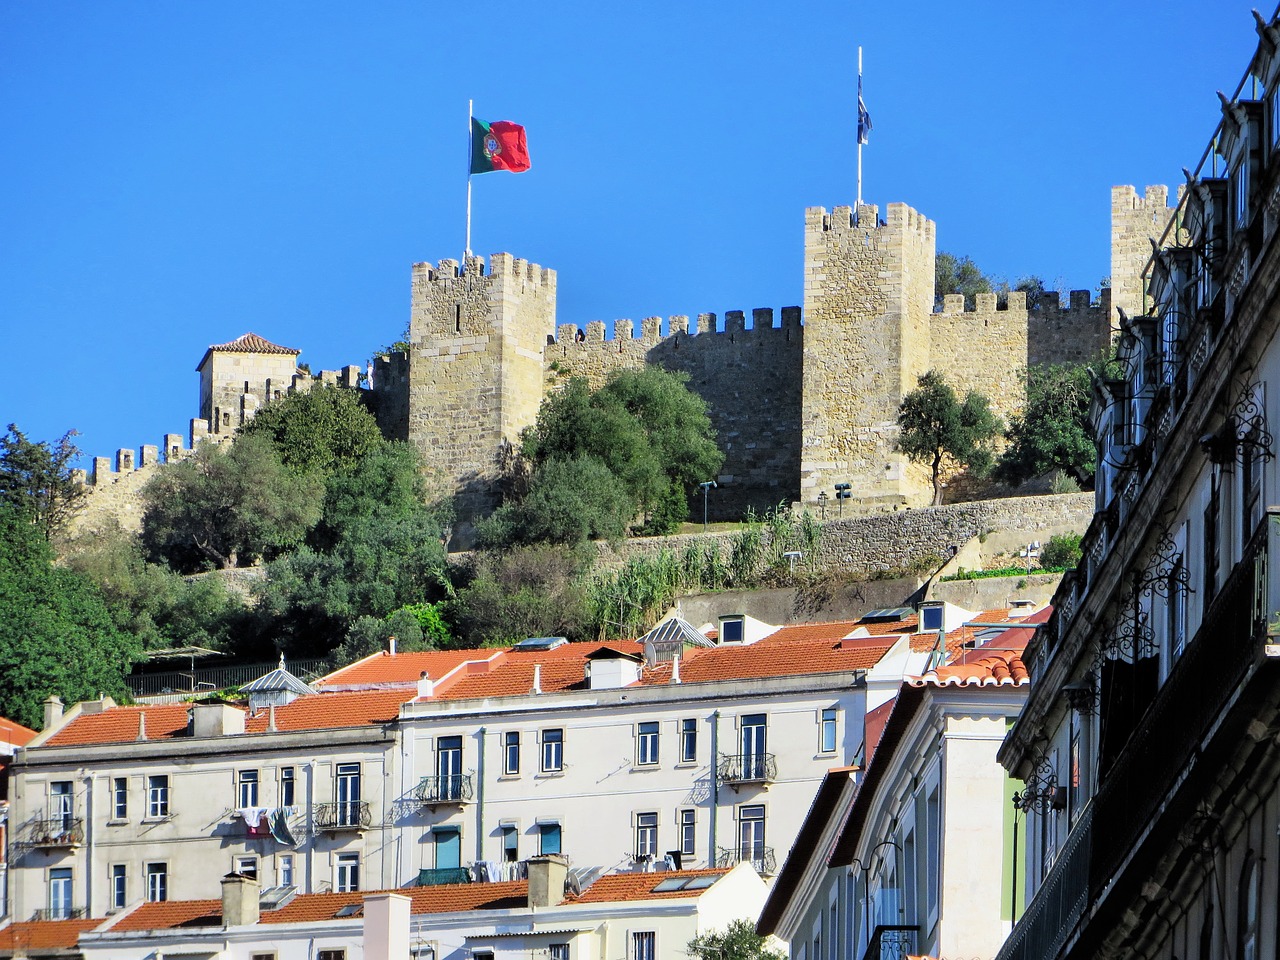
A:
[699,481,717,531]
[1019,540,1042,575]
[817,490,829,520]
[849,838,902,955]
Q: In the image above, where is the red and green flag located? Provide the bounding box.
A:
[470,118,531,174]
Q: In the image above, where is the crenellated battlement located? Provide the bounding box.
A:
[551,306,802,349]
[411,253,556,289]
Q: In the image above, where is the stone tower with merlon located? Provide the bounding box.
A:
[1111,185,1179,321]
[406,253,556,528]
[801,203,937,506]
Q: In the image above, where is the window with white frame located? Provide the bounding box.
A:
[237,769,259,808]
[539,822,561,855]
[317,951,346,960]
[279,854,294,888]
[48,867,73,918]
[112,777,128,820]
[632,931,656,960]
[503,731,520,775]
[738,804,766,868]
[1168,555,1188,661]
[146,862,168,902]
[279,766,295,807]
[110,864,127,911]
[541,728,564,772]
[502,824,519,862]
[819,707,838,753]
[678,809,696,857]
[147,775,169,818]
[635,812,658,859]
[549,945,570,960]
[680,718,697,762]
[1233,158,1250,227]
[924,784,940,925]
[636,722,659,765]
[49,781,72,824]
[1239,853,1260,960]
[234,856,258,880]
[335,852,360,892]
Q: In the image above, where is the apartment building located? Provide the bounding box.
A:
[997,10,1280,960]
[0,858,767,960]
[7,603,1027,923]
[757,618,1035,960]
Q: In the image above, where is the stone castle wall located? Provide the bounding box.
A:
[546,308,804,519]
[1111,185,1180,321]
[406,253,556,526]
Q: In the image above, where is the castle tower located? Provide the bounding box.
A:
[1111,185,1178,323]
[800,203,937,508]
[196,332,301,437]
[406,253,556,532]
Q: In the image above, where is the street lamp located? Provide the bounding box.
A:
[817,490,829,520]
[699,480,718,531]
[1019,540,1042,574]
[849,838,902,955]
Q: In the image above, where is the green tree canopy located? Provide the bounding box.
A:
[478,455,636,548]
[687,920,786,960]
[515,368,724,540]
[447,545,591,648]
[240,385,385,476]
[0,504,140,728]
[896,370,1002,505]
[0,424,86,541]
[995,362,1096,489]
[141,432,325,571]
[934,252,993,310]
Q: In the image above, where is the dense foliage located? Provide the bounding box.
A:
[0,505,140,728]
[240,386,385,476]
[896,370,1002,505]
[934,252,993,309]
[485,369,724,545]
[687,920,787,960]
[0,423,85,541]
[996,362,1096,488]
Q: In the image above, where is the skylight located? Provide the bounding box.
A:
[513,637,569,651]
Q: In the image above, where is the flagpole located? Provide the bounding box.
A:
[466,99,474,259]
[857,47,863,208]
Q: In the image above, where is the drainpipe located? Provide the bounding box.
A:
[475,727,486,863]
[709,712,720,866]
[82,773,93,916]
[305,761,316,893]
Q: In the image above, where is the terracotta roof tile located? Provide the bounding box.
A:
[0,715,37,749]
[45,690,410,748]
[208,332,300,355]
[645,638,888,684]
[109,872,719,932]
[0,917,100,950]
[760,621,864,643]
[571,868,730,903]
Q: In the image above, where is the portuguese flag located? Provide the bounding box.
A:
[470,118,531,174]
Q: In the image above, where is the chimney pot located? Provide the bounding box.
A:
[532,664,542,695]
[42,695,64,731]
[417,672,435,699]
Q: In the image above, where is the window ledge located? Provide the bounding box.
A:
[106,818,129,826]
[140,816,173,824]
[535,771,565,779]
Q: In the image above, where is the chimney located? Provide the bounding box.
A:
[388,635,397,656]
[527,853,570,907]
[671,656,681,684]
[417,672,435,699]
[363,893,411,960]
[267,704,277,732]
[221,872,260,927]
[532,664,542,695]
[137,712,147,741]
[42,696,64,731]
[192,702,246,738]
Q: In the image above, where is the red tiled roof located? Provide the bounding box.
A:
[571,868,729,903]
[44,690,410,748]
[761,621,864,643]
[0,716,37,749]
[208,332,300,356]
[316,649,490,689]
[110,872,723,932]
[0,917,99,951]
[646,637,889,684]
[863,697,896,764]
[908,608,1046,687]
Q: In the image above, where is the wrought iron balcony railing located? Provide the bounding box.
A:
[717,753,777,785]
[860,925,919,960]
[413,775,474,805]
[32,907,85,921]
[715,846,776,876]
[23,817,85,848]
[314,801,371,831]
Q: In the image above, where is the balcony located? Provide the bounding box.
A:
[31,907,85,921]
[860,925,919,960]
[314,801,371,832]
[23,817,85,849]
[994,805,1091,960]
[413,775,474,806]
[715,846,776,876]
[717,753,777,786]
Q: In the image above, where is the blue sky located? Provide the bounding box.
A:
[0,1,1263,464]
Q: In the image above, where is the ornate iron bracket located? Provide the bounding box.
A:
[1013,755,1065,814]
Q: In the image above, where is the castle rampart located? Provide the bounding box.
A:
[1111,185,1179,321]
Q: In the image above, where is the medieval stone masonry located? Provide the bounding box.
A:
[80,191,1164,535]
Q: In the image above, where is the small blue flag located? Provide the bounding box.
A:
[857,72,872,145]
